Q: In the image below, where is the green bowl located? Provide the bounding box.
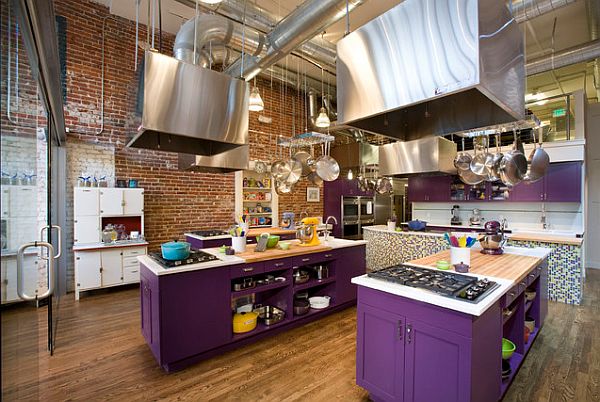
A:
[436,260,451,270]
[256,235,280,248]
[279,241,291,250]
[502,338,516,360]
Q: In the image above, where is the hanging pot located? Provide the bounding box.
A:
[315,141,340,182]
[470,138,488,176]
[293,150,315,177]
[458,168,485,185]
[487,133,503,181]
[376,177,393,194]
[454,137,472,171]
[498,130,527,186]
[523,127,550,183]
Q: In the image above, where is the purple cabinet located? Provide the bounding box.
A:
[544,162,582,202]
[510,178,544,202]
[337,245,367,304]
[186,236,232,249]
[408,176,451,202]
[324,179,374,238]
[356,304,405,401]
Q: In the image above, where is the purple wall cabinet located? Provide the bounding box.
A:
[544,162,582,202]
[408,176,451,202]
[404,319,471,402]
[324,179,374,238]
[356,304,405,401]
[336,246,367,304]
[510,179,544,202]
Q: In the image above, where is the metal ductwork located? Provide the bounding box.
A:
[512,0,577,23]
[586,0,600,101]
[227,0,365,81]
[525,40,600,75]
[379,137,458,177]
[126,51,249,161]
[178,145,249,173]
[336,0,525,141]
[330,142,379,169]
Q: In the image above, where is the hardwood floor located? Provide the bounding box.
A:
[2,270,599,402]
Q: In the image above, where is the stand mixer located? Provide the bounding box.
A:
[280,212,295,230]
[478,220,507,255]
[296,217,321,247]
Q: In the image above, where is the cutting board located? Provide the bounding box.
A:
[236,240,332,263]
[409,249,542,283]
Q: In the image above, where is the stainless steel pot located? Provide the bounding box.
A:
[253,305,285,326]
[314,265,329,280]
[293,269,310,284]
[523,128,549,183]
[454,137,472,171]
[293,150,315,177]
[315,141,340,182]
[296,225,314,244]
[293,299,310,316]
[499,131,528,186]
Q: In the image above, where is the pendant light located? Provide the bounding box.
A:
[248,78,264,112]
[198,0,223,4]
[315,33,330,128]
[347,169,354,180]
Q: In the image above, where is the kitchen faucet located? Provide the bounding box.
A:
[323,216,338,241]
[541,204,548,229]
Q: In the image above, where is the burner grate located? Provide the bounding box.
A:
[150,249,219,268]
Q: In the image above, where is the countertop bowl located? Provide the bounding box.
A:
[502,338,516,360]
[525,290,536,301]
[256,235,280,248]
[407,220,427,231]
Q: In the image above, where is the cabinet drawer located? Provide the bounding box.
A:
[123,266,140,283]
[123,256,140,268]
[123,247,146,258]
[319,250,339,261]
[264,258,293,273]
[503,282,525,307]
[525,268,540,286]
[230,263,264,279]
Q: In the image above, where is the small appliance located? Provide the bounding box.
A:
[296,217,321,246]
[451,205,462,225]
[280,212,295,230]
[478,220,507,255]
[469,208,483,226]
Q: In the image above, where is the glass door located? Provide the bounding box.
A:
[2,1,65,399]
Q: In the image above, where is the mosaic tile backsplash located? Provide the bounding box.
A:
[363,228,583,305]
[507,239,583,305]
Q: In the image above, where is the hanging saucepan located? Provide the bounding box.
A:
[498,130,527,186]
[523,127,550,183]
[271,143,290,181]
[458,168,485,185]
[276,179,293,194]
[376,177,393,194]
[487,133,503,181]
[283,146,302,185]
[315,141,340,182]
[470,137,489,176]
[454,137,472,171]
[293,150,315,177]
[356,165,368,192]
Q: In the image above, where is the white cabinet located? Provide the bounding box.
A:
[101,249,123,286]
[75,251,101,292]
[74,215,101,244]
[74,188,100,216]
[74,246,147,300]
[2,255,39,304]
[123,189,144,215]
[100,188,123,216]
[1,188,9,218]
[9,218,38,251]
[9,187,37,218]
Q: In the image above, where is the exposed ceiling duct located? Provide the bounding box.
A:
[224,0,365,81]
[586,0,600,101]
[525,39,600,75]
[336,0,525,141]
[126,51,249,160]
[512,0,578,23]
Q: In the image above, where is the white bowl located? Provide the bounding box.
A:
[308,296,331,309]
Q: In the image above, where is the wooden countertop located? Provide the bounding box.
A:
[507,233,583,246]
[409,249,542,283]
[235,239,332,263]
[246,227,296,236]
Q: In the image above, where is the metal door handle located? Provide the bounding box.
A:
[301,258,310,262]
[529,273,536,278]
[17,242,55,301]
[41,225,62,259]
[242,267,254,272]
[274,263,284,267]
[406,323,412,343]
[397,321,403,340]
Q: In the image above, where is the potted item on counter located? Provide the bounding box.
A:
[160,240,191,260]
[387,215,397,231]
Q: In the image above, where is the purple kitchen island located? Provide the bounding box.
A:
[137,238,366,372]
[352,246,550,402]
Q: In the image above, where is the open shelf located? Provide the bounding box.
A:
[243,187,271,191]
[243,200,271,203]
[246,212,272,216]
[502,305,518,326]
[231,280,289,297]
[250,225,273,228]
[500,352,524,397]
[293,276,336,291]
[524,326,540,354]
[232,318,290,342]
[525,300,533,313]
[291,302,336,321]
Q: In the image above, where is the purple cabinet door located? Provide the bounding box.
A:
[408,176,451,202]
[407,177,428,202]
[544,162,582,202]
[336,246,366,304]
[141,277,152,344]
[404,319,471,402]
[510,179,544,202]
[357,304,405,401]
[159,267,231,364]
[324,180,343,237]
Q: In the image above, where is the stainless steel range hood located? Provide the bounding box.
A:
[336,0,525,140]
[178,145,249,173]
[127,51,249,156]
[379,137,457,176]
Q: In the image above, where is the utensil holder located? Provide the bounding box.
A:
[232,236,247,253]
[450,246,471,266]
[387,221,396,231]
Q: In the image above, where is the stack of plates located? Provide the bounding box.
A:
[308,296,330,309]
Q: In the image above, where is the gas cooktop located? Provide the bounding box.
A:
[189,230,229,238]
[368,264,499,303]
[149,249,219,268]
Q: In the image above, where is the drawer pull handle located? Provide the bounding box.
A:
[301,258,310,262]
[529,273,536,278]
[242,267,254,272]
[397,321,403,340]
[131,270,138,273]
[324,254,333,258]
[509,292,516,297]
[520,282,526,287]
[274,263,284,267]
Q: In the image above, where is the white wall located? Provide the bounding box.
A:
[412,202,583,233]
[585,103,600,269]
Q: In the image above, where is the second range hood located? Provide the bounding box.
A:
[379,137,457,177]
[336,0,525,140]
[127,51,249,156]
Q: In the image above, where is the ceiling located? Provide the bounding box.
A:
[93,0,598,102]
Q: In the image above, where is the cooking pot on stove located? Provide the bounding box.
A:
[160,240,191,261]
[232,311,258,333]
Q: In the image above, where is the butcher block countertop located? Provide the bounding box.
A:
[409,247,549,284]
[507,232,583,246]
[235,240,332,262]
[246,227,297,236]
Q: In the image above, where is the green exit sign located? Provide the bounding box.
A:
[553,108,566,118]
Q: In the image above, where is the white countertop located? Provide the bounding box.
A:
[184,224,332,241]
[352,246,550,317]
[363,225,469,237]
[139,237,367,276]
[73,241,149,251]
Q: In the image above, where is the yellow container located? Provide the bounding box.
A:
[232,311,258,333]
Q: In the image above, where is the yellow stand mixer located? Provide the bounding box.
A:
[296,217,321,247]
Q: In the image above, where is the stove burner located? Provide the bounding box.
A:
[190,230,229,238]
[149,249,219,268]
[368,264,499,303]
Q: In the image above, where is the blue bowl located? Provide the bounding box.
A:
[408,220,427,231]
[161,241,191,261]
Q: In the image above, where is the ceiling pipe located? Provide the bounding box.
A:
[585,0,600,101]
[512,0,578,23]
[525,39,600,75]
[228,0,365,81]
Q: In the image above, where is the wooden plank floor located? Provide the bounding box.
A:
[2,270,599,402]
